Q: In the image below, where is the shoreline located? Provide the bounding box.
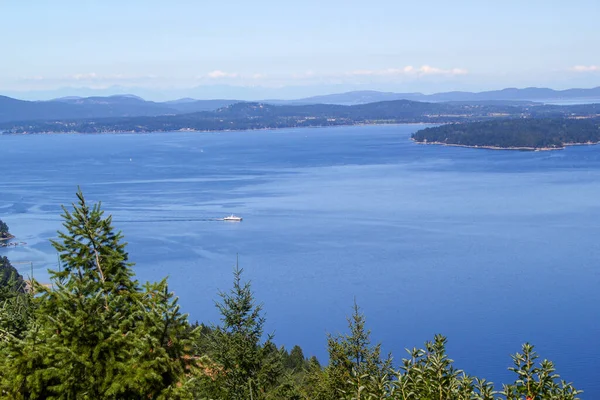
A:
[0,121,440,136]
[0,233,15,242]
[411,138,600,151]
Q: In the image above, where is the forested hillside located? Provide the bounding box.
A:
[0,192,582,399]
[412,118,600,149]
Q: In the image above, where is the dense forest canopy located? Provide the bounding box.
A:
[0,256,25,295]
[0,219,11,240]
[0,192,583,399]
[0,219,8,234]
[412,118,600,149]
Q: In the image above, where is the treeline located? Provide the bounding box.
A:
[0,219,10,239]
[0,192,582,399]
[3,100,600,134]
[0,256,25,294]
[412,118,600,149]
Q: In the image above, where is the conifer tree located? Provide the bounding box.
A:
[0,256,26,297]
[0,219,9,238]
[392,334,491,400]
[0,190,198,399]
[0,256,33,342]
[286,345,306,371]
[199,263,283,399]
[323,301,392,400]
[501,343,581,400]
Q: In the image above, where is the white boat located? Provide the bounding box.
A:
[223,214,243,222]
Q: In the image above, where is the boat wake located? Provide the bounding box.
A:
[117,218,226,223]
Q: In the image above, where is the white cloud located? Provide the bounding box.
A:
[72,72,99,80]
[570,65,600,72]
[290,71,317,79]
[196,71,266,81]
[347,65,468,77]
[206,70,239,79]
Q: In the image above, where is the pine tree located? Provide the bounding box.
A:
[198,262,283,399]
[0,190,198,399]
[392,335,484,400]
[501,343,581,400]
[286,345,306,371]
[0,257,33,343]
[0,256,26,297]
[324,301,392,400]
[0,219,9,238]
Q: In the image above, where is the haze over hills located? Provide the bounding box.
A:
[4,85,600,103]
[0,86,599,124]
[292,87,600,105]
[0,95,241,124]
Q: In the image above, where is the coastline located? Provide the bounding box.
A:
[410,138,600,151]
[0,121,439,136]
[411,139,562,151]
[6,123,600,152]
[0,233,15,241]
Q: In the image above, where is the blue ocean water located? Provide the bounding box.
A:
[1,124,599,396]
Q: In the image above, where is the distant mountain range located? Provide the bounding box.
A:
[0,95,241,124]
[0,86,599,124]
[291,87,600,105]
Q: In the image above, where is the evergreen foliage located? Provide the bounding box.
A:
[0,190,198,399]
[0,256,25,296]
[501,343,581,400]
[0,256,32,341]
[0,219,10,239]
[0,219,8,234]
[305,302,392,400]
[195,263,285,399]
[392,334,495,399]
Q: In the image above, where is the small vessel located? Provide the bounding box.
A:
[223,214,243,222]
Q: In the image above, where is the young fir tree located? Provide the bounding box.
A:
[0,256,33,342]
[501,343,581,400]
[0,190,198,400]
[286,345,307,371]
[0,256,26,297]
[391,334,494,400]
[197,262,283,400]
[319,301,393,400]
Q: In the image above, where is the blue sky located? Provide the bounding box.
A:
[1,0,599,99]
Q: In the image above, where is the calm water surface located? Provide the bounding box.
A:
[1,125,599,396]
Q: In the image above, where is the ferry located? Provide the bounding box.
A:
[223,215,243,222]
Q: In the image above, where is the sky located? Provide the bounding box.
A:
[1,0,599,100]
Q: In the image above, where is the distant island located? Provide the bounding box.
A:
[2,99,600,134]
[411,118,600,150]
[0,219,13,241]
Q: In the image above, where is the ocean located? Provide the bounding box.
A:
[1,124,599,396]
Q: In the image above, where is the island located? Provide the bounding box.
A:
[411,118,600,150]
[0,219,14,242]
